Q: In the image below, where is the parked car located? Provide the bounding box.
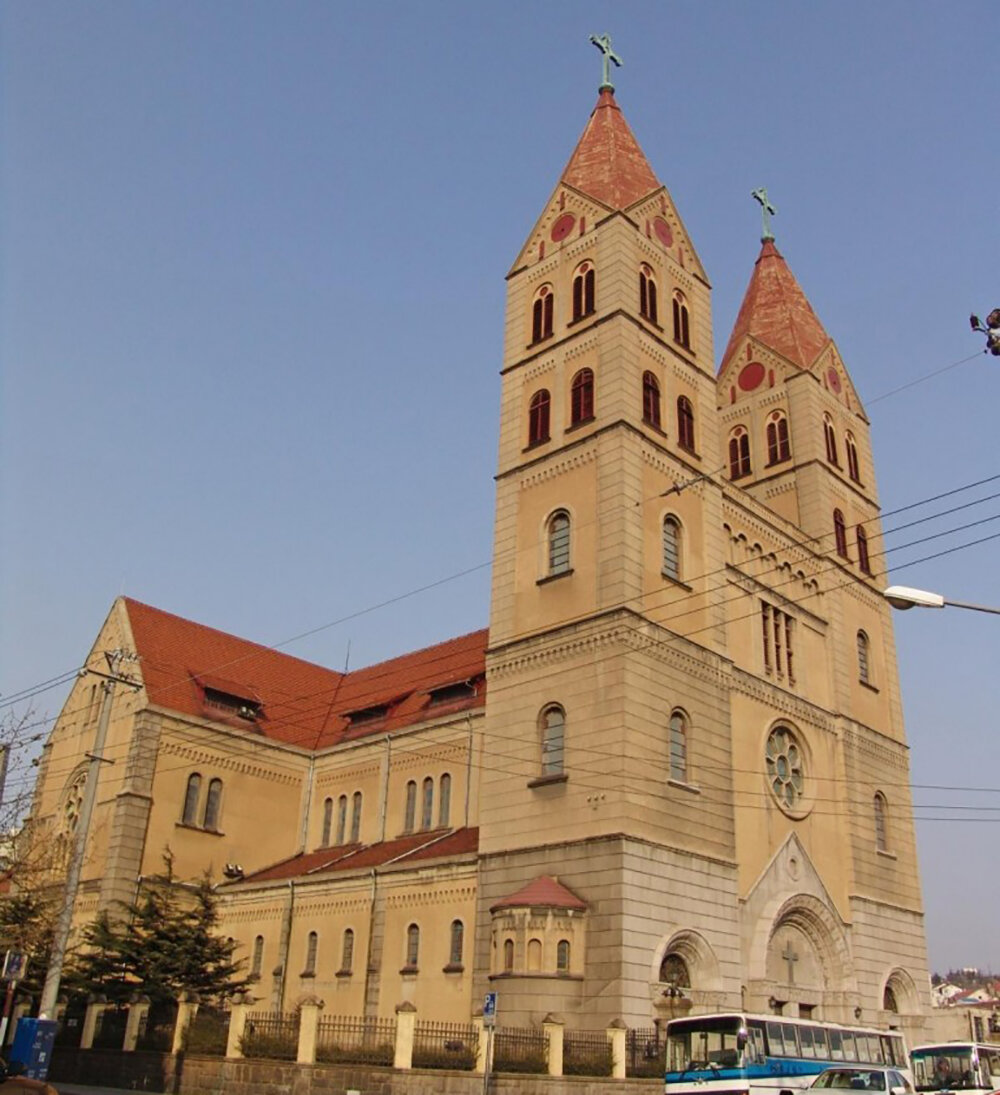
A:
[811,1069,914,1094]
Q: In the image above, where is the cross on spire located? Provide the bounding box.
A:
[751,187,777,242]
[590,33,622,92]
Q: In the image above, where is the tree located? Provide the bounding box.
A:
[72,853,246,1007]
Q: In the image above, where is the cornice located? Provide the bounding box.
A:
[159,740,302,786]
[730,667,835,733]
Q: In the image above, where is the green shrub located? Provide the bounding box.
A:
[564,1043,614,1076]
[239,1029,298,1060]
[314,1042,394,1066]
[412,1046,477,1071]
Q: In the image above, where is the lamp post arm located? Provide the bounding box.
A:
[942,598,1000,616]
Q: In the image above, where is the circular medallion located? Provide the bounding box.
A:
[738,362,766,391]
[653,217,673,248]
[827,367,842,394]
[550,213,576,242]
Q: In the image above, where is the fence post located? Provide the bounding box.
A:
[225,996,252,1059]
[296,996,323,1064]
[171,993,199,1055]
[123,995,150,1052]
[394,1001,416,1070]
[80,995,107,1050]
[543,1013,564,1077]
[472,1014,486,1074]
[607,1018,627,1079]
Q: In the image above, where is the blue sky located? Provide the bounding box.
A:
[2,1,998,975]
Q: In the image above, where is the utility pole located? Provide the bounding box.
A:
[37,650,138,1019]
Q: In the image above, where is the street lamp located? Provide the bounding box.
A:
[883,585,1000,616]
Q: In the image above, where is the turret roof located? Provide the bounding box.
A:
[559,89,661,210]
[490,874,588,912]
[720,239,830,372]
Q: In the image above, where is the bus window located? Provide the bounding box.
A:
[983,1048,1000,1086]
[841,1032,858,1062]
[767,1022,786,1056]
[781,1024,801,1057]
[748,1025,766,1064]
[800,1026,817,1059]
[880,1036,900,1067]
[829,1029,845,1061]
[813,1028,830,1059]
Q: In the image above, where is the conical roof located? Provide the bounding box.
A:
[720,239,830,372]
[489,875,588,913]
[559,89,661,210]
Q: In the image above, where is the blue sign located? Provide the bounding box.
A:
[483,991,497,1018]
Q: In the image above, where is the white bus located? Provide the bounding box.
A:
[664,1013,910,1095]
[910,1042,1000,1095]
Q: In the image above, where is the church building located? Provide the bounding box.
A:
[27,65,932,1039]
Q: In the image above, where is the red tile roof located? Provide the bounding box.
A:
[123,598,487,750]
[238,827,479,883]
[490,874,587,912]
[720,240,830,373]
[560,89,661,210]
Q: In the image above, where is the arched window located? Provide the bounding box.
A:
[251,935,264,978]
[350,791,362,843]
[321,797,333,846]
[340,928,355,974]
[857,630,871,685]
[639,264,658,324]
[540,705,565,776]
[662,515,681,581]
[531,285,553,344]
[642,371,661,428]
[503,938,514,971]
[527,938,542,971]
[729,426,751,479]
[556,940,571,973]
[659,953,690,987]
[449,920,464,967]
[203,778,223,830]
[421,776,434,830]
[677,395,695,451]
[404,780,417,833]
[438,773,451,828]
[528,389,551,446]
[669,710,688,782]
[857,526,872,575]
[767,411,790,464]
[547,510,571,576]
[846,432,861,482]
[823,414,839,465]
[570,368,594,425]
[304,931,318,976]
[833,509,848,558]
[672,291,691,348]
[182,773,201,826]
[572,261,595,321]
[336,794,348,845]
[874,792,888,852]
[405,924,420,969]
[883,984,899,1013]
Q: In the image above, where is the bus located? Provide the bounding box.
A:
[910,1043,1000,1095]
[664,1013,910,1095]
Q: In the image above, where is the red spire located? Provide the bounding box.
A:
[560,89,661,210]
[720,239,830,373]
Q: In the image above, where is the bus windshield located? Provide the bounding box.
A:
[667,1015,745,1072]
[911,1047,978,1091]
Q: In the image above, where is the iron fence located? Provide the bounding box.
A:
[626,1025,665,1078]
[492,1025,547,1074]
[240,1010,299,1060]
[563,1028,613,1076]
[315,1014,395,1066]
[135,1001,177,1052]
[412,1020,477,1071]
[92,1006,128,1050]
[54,1001,86,1048]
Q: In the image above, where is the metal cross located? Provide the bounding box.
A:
[590,33,622,92]
[781,940,798,985]
[751,187,777,242]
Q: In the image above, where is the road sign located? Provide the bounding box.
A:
[2,953,26,983]
[483,991,497,1026]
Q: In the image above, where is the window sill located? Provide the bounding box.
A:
[729,471,751,481]
[765,456,791,468]
[527,333,554,350]
[640,314,663,332]
[537,568,573,586]
[523,437,551,453]
[300,970,316,979]
[661,573,692,591]
[673,338,693,353]
[876,848,897,861]
[564,416,595,434]
[677,443,700,460]
[860,680,880,693]
[335,969,353,979]
[642,419,667,437]
[175,822,224,837]
[399,966,419,977]
[567,311,596,328]
[667,778,701,796]
[442,964,465,975]
[527,772,568,790]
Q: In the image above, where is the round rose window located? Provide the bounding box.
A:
[766,726,804,809]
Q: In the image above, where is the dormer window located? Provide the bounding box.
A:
[202,687,260,723]
[429,681,477,706]
[347,704,389,725]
